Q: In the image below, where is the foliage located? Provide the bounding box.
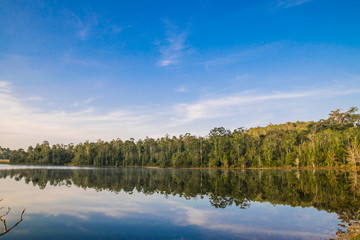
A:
[0,147,11,159]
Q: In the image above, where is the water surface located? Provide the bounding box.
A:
[0,165,359,239]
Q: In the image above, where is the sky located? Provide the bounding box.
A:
[1,0,360,149]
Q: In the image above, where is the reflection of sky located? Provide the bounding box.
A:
[0,164,96,170]
[0,170,342,240]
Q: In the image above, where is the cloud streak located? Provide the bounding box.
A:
[72,98,96,107]
[0,81,12,93]
[202,42,283,70]
[276,0,313,8]
[171,88,360,125]
[157,21,190,67]
[63,9,99,40]
[175,86,187,93]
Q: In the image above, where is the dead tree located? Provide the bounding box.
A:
[0,200,25,237]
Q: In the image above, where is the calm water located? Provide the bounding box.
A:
[0,165,359,239]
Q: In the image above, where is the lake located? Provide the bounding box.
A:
[0,165,359,239]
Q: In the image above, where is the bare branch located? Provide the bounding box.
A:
[0,208,10,218]
[0,208,25,237]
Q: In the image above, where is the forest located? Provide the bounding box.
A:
[8,107,360,168]
[0,147,11,159]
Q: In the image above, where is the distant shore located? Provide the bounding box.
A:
[4,162,360,171]
[94,165,360,171]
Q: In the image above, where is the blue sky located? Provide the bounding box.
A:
[1,0,360,149]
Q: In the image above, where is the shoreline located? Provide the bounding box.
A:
[334,220,360,240]
[3,162,360,171]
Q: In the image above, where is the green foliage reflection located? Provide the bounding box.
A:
[0,168,359,221]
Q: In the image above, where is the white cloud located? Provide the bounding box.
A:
[157,21,190,67]
[1,80,359,149]
[0,81,12,93]
[0,83,156,149]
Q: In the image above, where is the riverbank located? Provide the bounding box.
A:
[100,165,360,171]
[335,220,360,240]
[4,162,360,171]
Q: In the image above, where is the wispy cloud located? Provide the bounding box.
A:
[175,86,187,93]
[111,25,124,34]
[110,24,132,34]
[171,88,360,125]
[62,54,101,67]
[275,0,313,8]
[0,81,12,93]
[72,98,96,107]
[203,42,283,69]
[63,9,99,40]
[157,20,190,67]
[23,96,45,101]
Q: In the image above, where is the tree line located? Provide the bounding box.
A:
[0,147,11,159]
[8,107,360,168]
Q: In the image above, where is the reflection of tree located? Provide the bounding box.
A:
[0,200,25,237]
[1,168,360,221]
